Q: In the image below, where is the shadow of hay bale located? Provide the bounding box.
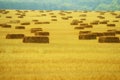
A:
[6,34,24,39]
[98,36,120,43]
[31,28,43,33]
[23,36,49,43]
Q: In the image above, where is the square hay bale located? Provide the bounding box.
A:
[9,20,20,24]
[103,32,116,36]
[79,31,91,34]
[70,20,79,25]
[35,32,49,36]
[1,24,11,28]
[6,34,24,39]
[79,33,97,40]
[51,16,57,18]
[18,16,24,18]
[34,22,43,24]
[99,20,108,24]
[43,22,50,24]
[92,32,104,37]
[31,28,43,33]
[79,14,87,17]
[21,22,30,25]
[112,20,119,22]
[97,16,105,19]
[67,16,73,18]
[107,24,116,27]
[74,26,84,30]
[80,18,86,21]
[6,16,12,18]
[61,17,69,20]
[90,21,99,25]
[51,19,57,21]
[116,30,120,34]
[84,25,93,28]
[116,15,120,18]
[98,36,120,43]
[32,20,39,22]
[15,26,25,29]
[80,23,88,26]
[41,14,46,16]
[23,36,49,43]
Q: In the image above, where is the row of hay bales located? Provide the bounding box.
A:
[5,28,49,43]
[78,30,120,43]
[24,27,49,43]
[71,19,117,28]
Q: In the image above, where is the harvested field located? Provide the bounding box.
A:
[0,10,120,80]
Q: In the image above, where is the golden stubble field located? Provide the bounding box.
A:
[0,9,120,80]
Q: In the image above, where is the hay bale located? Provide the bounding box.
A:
[84,25,93,28]
[112,20,119,22]
[74,26,84,30]
[92,32,104,37]
[80,23,88,26]
[80,18,86,21]
[61,17,69,20]
[103,32,116,36]
[21,22,30,25]
[97,16,105,19]
[18,16,24,18]
[9,20,20,24]
[67,16,73,18]
[79,31,91,34]
[79,33,97,40]
[116,15,120,18]
[90,21,99,25]
[23,36,49,43]
[70,20,79,25]
[32,20,39,22]
[6,16,12,18]
[31,28,43,33]
[79,14,87,17]
[35,32,49,36]
[107,24,116,27]
[99,20,108,24]
[15,26,25,29]
[41,14,46,16]
[51,19,57,21]
[115,30,120,34]
[43,22,50,24]
[1,24,11,28]
[98,36,120,43]
[6,34,24,39]
[51,16,57,18]
[34,22,43,24]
